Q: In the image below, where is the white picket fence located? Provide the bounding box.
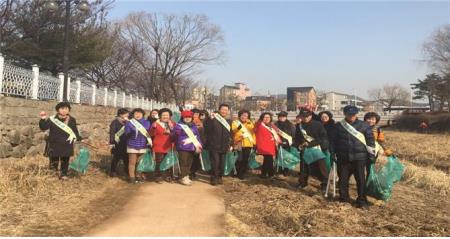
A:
[0,54,178,112]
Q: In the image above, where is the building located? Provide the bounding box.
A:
[320,91,366,111]
[219,83,251,103]
[243,96,273,111]
[286,87,317,111]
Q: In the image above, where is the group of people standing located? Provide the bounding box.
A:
[39,101,388,209]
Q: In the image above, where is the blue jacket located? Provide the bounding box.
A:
[173,121,203,152]
[125,118,151,150]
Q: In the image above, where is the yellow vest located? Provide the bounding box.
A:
[231,120,256,148]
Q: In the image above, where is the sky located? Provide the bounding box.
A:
[107,1,450,99]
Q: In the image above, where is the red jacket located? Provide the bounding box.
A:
[149,120,175,153]
[254,121,281,156]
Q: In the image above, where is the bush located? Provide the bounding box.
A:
[393,112,450,132]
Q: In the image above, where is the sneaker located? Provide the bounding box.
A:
[129,178,139,184]
[155,176,163,184]
[165,176,174,183]
[180,176,192,186]
[210,177,218,186]
[217,177,223,185]
[137,177,145,184]
[355,200,369,209]
[59,176,69,181]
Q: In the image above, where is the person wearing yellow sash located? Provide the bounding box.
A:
[108,108,130,178]
[274,111,295,178]
[39,102,82,181]
[125,108,152,184]
[231,109,256,180]
[173,110,203,186]
[334,105,375,208]
[189,108,206,180]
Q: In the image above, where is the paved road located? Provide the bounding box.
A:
[87,179,225,237]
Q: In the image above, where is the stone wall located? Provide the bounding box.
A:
[0,96,132,159]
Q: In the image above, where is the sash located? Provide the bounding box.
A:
[180,124,202,148]
[49,116,77,144]
[114,126,125,143]
[277,129,293,146]
[156,119,168,129]
[234,120,255,144]
[298,124,315,143]
[338,120,376,155]
[261,123,280,145]
[215,114,231,131]
[130,119,153,146]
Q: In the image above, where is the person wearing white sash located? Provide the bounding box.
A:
[294,107,330,192]
[204,104,233,186]
[274,111,296,178]
[189,109,206,180]
[124,108,152,184]
[231,109,256,180]
[39,102,82,180]
[334,105,375,208]
[108,108,130,178]
[254,112,281,179]
[173,110,203,186]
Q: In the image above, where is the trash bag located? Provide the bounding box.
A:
[303,147,327,165]
[173,112,181,123]
[324,151,332,173]
[200,150,212,171]
[160,149,178,171]
[224,151,238,175]
[69,148,90,174]
[137,150,156,173]
[248,149,261,169]
[276,147,300,170]
[366,155,405,201]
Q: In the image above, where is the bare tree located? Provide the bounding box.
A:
[423,24,450,75]
[368,84,410,112]
[120,12,225,104]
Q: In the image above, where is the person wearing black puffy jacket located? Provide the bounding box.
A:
[334,105,375,209]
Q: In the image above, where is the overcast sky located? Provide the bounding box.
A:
[108,1,450,99]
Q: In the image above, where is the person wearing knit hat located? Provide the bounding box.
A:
[275,111,295,178]
[334,105,375,208]
[173,110,203,186]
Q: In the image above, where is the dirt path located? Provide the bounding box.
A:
[87,178,225,237]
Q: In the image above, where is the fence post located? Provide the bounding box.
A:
[66,77,71,102]
[113,90,117,107]
[31,64,39,99]
[129,94,133,108]
[104,88,108,106]
[58,73,64,102]
[92,84,96,105]
[75,80,81,103]
[122,92,126,108]
[0,54,4,93]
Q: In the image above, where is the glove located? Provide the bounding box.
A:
[237,124,242,130]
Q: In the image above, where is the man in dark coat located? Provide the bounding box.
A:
[39,102,82,180]
[293,107,329,191]
[204,104,233,186]
[274,111,296,177]
[333,105,375,208]
[109,108,130,177]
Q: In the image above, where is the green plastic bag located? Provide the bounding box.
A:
[324,151,332,173]
[69,148,90,174]
[224,151,238,175]
[303,147,326,165]
[137,150,156,173]
[201,150,212,171]
[276,147,300,170]
[160,149,178,171]
[366,156,405,201]
[248,149,261,169]
[173,112,181,123]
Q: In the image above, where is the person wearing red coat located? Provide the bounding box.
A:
[149,108,175,183]
[254,112,281,178]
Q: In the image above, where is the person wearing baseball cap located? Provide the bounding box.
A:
[275,111,295,178]
[334,105,375,208]
[173,110,203,186]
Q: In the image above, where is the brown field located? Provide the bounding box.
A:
[0,130,449,236]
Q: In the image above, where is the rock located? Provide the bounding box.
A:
[6,130,20,145]
[26,146,39,157]
[0,143,13,158]
[20,125,33,137]
[11,145,26,158]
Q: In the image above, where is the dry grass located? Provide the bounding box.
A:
[0,149,136,236]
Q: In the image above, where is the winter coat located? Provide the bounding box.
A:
[204,114,232,153]
[124,118,151,150]
[294,120,329,151]
[173,121,203,152]
[322,119,337,153]
[333,119,375,161]
[275,120,295,149]
[39,115,82,157]
[254,121,281,156]
[149,120,175,153]
[231,120,256,148]
[109,118,128,156]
